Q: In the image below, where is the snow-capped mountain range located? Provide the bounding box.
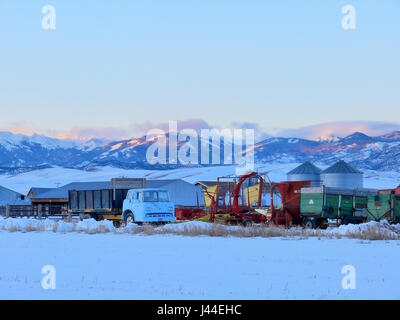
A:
[1,130,399,174]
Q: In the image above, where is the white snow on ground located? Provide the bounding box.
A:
[331,220,400,236]
[0,230,399,300]
[0,217,400,299]
[1,164,399,195]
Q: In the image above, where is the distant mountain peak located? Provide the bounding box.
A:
[344,132,370,139]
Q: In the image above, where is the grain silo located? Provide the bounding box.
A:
[287,161,322,183]
[321,160,363,189]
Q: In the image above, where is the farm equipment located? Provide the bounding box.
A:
[174,207,208,220]
[365,188,400,223]
[206,171,269,226]
[270,180,313,228]
[300,186,378,228]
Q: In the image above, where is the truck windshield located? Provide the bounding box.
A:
[143,191,169,202]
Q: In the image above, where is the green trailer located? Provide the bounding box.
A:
[365,193,400,223]
[300,186,378,228]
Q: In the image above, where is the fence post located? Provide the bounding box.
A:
[5,205,10,218]
[38,204,42,220]
[67,205,71,221]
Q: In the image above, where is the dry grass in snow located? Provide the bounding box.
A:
[0,216,399,241]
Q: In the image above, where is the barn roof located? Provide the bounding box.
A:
[31,181,110,200]
[146,179,186,188]
[31,179,200,201]
[28,187,54,197]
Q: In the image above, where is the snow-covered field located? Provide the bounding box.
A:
[1,164,399,195]
[1,218,400,300]
[0,164,399,300]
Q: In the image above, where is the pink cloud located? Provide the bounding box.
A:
[0,119,214,141]
[58,127,129,141]
[0,122,40,136]
[277,121,400,140]
[2,120,400,142]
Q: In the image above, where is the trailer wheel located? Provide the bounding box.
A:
[317,218,328,230]
[242,219,253,227]
[79,213,92,221]
[302,218,316,229]
[342,216,352,225]
[112,221,120,228]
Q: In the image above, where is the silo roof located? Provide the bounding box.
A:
[322,160,363,174]
[287,161,322,175]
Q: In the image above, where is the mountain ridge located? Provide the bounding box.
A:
[1,130,399,174]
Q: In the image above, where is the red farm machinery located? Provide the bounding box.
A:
[207,173,318,227]
[193,171,318,228]
[269,180,313,227]
[201,171,269,226]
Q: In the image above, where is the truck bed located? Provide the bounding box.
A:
[68,189,129,214]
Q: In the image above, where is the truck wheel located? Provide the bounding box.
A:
[242,219,253,227]
[302,218,316,229]
[125,212,135,224]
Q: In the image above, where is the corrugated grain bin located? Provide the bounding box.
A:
[321,160,363,189]
[287,161,321,184]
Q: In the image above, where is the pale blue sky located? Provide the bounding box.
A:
[0,0,399,139]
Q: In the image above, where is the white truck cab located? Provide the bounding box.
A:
[122,188,175,224]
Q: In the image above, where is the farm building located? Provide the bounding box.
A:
[287,161,322,183]
[30,179,204,209]
[27,187,55,198]
[146,179,204,207]
[0,185,31,206]
[321,160,364,189]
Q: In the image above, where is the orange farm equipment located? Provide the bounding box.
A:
[175,207,208,220]
[270,180,312,227]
